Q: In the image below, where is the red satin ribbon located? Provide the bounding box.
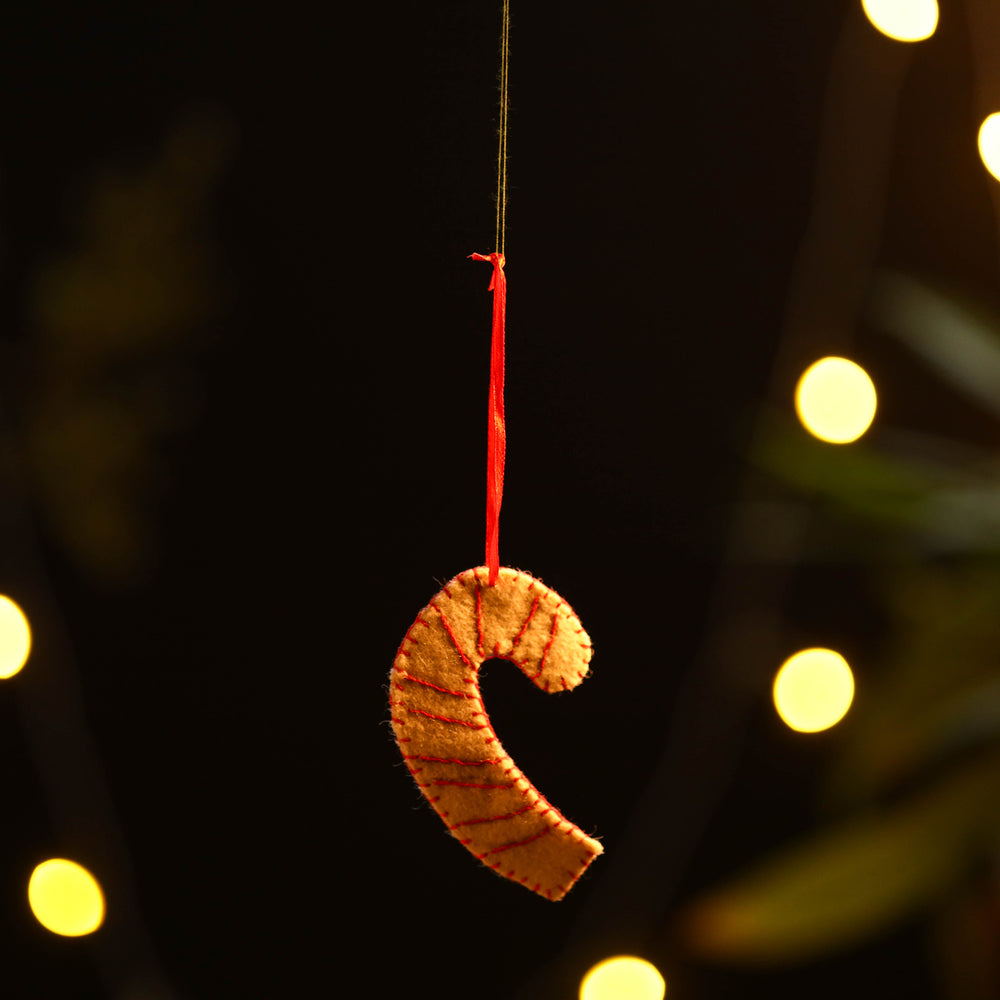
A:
[469,252,506,586]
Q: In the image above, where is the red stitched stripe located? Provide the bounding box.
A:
[430,779,512,789]
[484,827,551,855]
[511,596,539,648]
[449,804,535,828]
[404,706,485,728]
[397,672,474,699]
[402,754,503,766]
[532,612,559,680]
[431,603,474,668]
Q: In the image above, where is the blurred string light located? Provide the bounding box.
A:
[580,956,666,1000]
[978,114,1000,182]
[794,357,877,444]
[773,648,855,733]
[861,0,938,42]
[0,594,31,679]
[28,859,105,937]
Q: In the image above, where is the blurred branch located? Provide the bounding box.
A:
[767,4,911,390]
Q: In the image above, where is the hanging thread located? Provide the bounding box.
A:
[471,0,510,587]
[496,0,509,256]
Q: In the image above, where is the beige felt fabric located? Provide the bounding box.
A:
[390,566,602,900]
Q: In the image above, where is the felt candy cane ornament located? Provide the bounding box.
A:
[389,2,602,900]
[389,567,601,900]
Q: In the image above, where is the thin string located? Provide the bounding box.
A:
[496,0,510,255]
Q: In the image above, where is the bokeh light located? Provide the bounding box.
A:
[580,956,666,1000]
[861,0,938,42]
[978,114,1000,183]
[794,357,877,443]
[773,648,855,733]
[28,859,105,937]
[0,595,31,678]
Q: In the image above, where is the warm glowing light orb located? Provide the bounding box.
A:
[773,648,855,733]
[580,956,667,1000]
[861,0,938,42]
[978,114,1000,182]
[28,859,105,937]
[794,356,877,443]
[0,594,31,678]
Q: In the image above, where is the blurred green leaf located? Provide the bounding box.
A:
[870,272,1000,419]
[755,416,1000,553]
[680,751,1000,965]
[752,412,931,528]
[19,110,233,586]
[826,563,1000,806]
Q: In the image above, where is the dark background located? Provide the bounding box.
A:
[0,1,995,998]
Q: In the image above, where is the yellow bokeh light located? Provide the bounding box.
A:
[773,648,855,733]
[580,956,666,1000]
[0,594,31,678]
[978,114,1000,183]
[794,356,877,444]
[861,0,938,42]
[28,859,105,937]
